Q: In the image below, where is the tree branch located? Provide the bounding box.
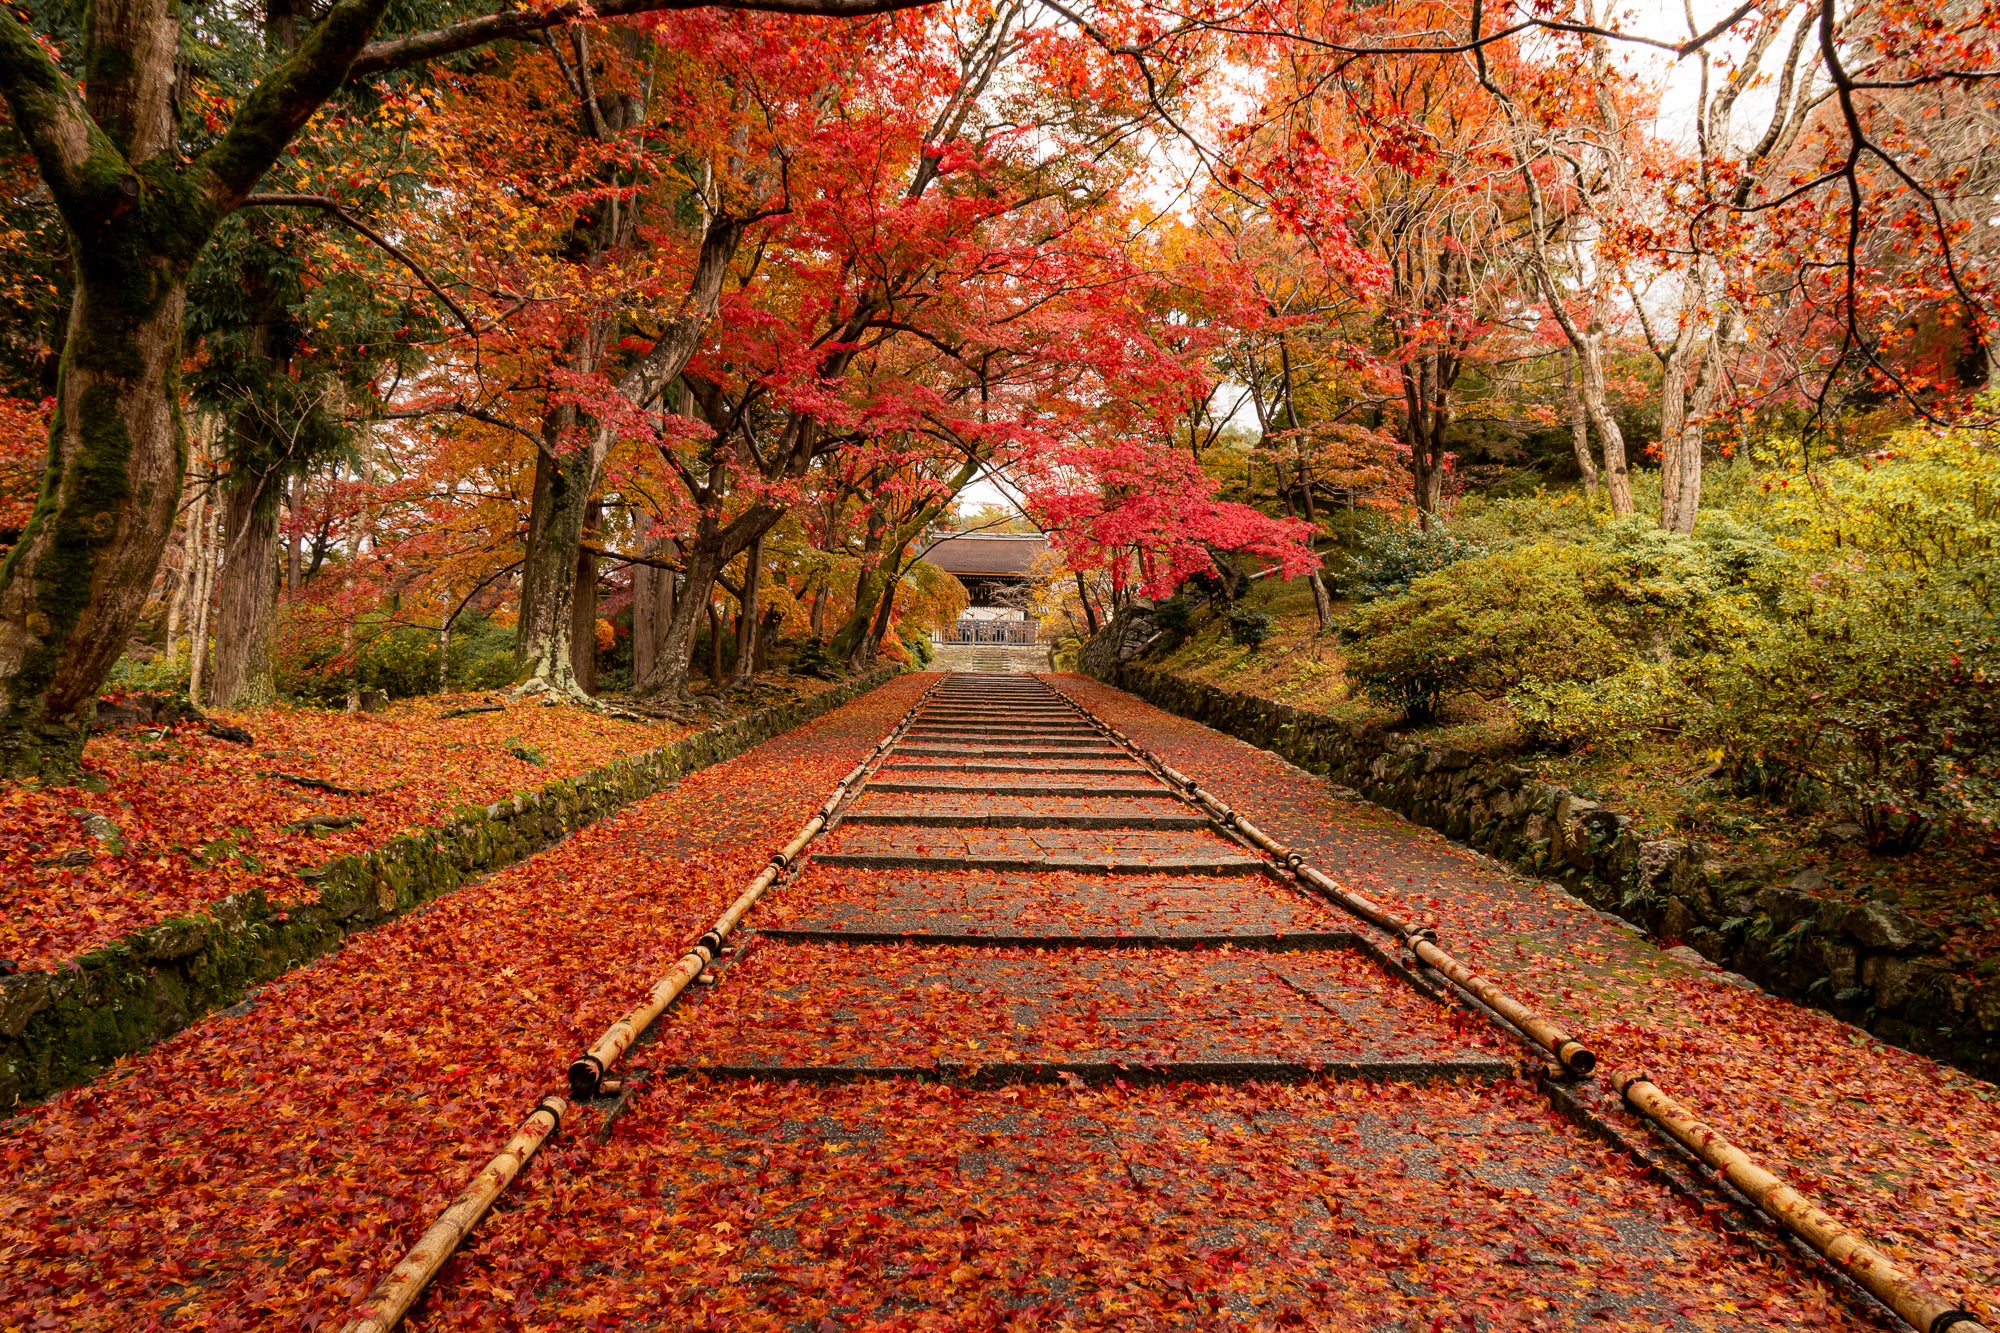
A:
[197,0,399,209]
[349,0,942,78]
[0,11,129,221]
[240,193,477,334]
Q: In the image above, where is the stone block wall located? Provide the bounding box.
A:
[0,668,902,1107]
[1103,662,2000,1081]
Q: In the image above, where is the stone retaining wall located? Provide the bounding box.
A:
[0,668,903,1107]
[1100,660,2000,1081]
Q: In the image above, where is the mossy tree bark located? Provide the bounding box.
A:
[0,0,395,777]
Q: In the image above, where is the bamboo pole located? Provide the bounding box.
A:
[338,1097,568,1333]
[1613,1073,1988,1333]
[1049,695,1597,1076]
[567,676,940,1099]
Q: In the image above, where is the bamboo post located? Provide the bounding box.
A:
[338,1097,568,1333]
[1614,1073,1988,1333]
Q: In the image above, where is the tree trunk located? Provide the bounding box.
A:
[755,606,781,673]
[1307,567,1333,628]
[705,598,723,686]
[187,489,220,701]
[205,467,281,708]
[631,540,676,687]
[1660,322,1726,536]
[1564,348,1602,495]
[568,498,600,694]
[0,259,194,776]
[515,442,594,696]
[731,536,762,686]
[1403,356,1450,527]
[809,582,828,640]
[1073,571,1100,635]
[164,477,207,672]
[285,472,303,591]
[1578,320,1632,516]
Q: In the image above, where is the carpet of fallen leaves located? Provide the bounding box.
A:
[761,865,1343,937]
[0,674,933,1331]
[655,940,1504,1069]
[1049,673,2000,1323]
[0,681,838,972]
[414,1075,1884,1331]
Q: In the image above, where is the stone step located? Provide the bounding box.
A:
[867,780,1169,796]
[841,793,1205,830]
[813,826,1267,875]
[648,943,1511,1079]
[892,743,1126,759]
[876,759,1150,775]
[762,869,1343,939]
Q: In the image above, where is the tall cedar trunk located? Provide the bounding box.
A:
[206,467,281,707]
[731,536,761,686]
[635,507,791,699]
[567,498,600,693]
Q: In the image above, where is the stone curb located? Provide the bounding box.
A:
[0,667,904,1108]
[1094,660,2000,1082]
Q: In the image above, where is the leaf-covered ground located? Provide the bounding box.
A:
[0,674,932,1330]
[0,669,1975,1331]
[0,681,836,972]
[1050,673,2000,1324]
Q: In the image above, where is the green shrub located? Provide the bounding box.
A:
[1344,541,1625,723]
[900,626,936,667]
[1512,663,1689,750]
[1350,524,1486,599]
[278,609,517,705]
[1151,594,1195,645]
[1687,438,2000,849]
[1227,605,1275,647]
[792,638,841,679]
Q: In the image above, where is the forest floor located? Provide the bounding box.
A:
[0,674,841,972]
[0,670,1990,1330]
[1148,577,2000,965]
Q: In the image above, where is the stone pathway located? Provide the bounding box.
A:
[452,673,1895,1330]
[0,672,1948,1329]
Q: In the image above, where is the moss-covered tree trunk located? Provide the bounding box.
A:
[0,0,397,776]
[569,498,600,693]
[515,441,595,697]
